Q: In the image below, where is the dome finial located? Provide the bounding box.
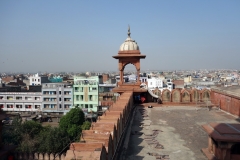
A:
[128,25,131,37]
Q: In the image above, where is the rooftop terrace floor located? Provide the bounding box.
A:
[125,105,240,160]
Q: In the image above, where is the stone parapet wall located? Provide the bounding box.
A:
[211,90,240,117]
[152,88,211,103]
[65,91,134,160]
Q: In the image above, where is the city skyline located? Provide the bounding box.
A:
[1,0,240,72]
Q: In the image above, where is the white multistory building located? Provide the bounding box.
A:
[29,73,41,86]
[166,80,173,91]
[147,77,163,89]
[147,75,173,92]
[0,92,42,112]
[42,83,73,114]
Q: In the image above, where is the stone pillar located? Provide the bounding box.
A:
[137,69,140,83]
[120,70,123,84]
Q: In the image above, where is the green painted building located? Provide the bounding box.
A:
[73,76,99,113]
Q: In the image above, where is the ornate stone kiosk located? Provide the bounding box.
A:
[112,26,146,93]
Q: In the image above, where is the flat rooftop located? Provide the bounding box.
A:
[125,105,239,160]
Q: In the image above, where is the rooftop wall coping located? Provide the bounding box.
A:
[65,150,101,160]
[70,142,104,151]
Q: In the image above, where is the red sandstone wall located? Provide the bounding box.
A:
[211,91,240,117]
[65,91,134,160]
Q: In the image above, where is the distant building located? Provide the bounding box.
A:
[102,74,109,83]
[184,75,192,83]
[42,83,73,114]
[99,84,116,93]
[73,76,99,113]
[1,76,14,84]
[29,73,41,85]
[128,74,137,82]
[172,79,184,89]
[139,76,147,83]
[115,75,128,83]
[0,84,21,92]
[29,73,49,86]
[49,76,63,83]
[0,92,42,112]
[147,76,173,92]
[147,77,163,89]
[166,80,173,91]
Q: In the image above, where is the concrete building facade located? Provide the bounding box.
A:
[0,92,42,112]
[42,83,73,113]
[29,73,50,86]
[147,77,163,89]
[29,73,41,86]
[73,76,99,113]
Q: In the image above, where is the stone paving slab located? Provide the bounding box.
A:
[125,106,239,160]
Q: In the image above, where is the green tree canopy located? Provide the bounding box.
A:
[37,126,70,154]
[3,118,43,152]
[81,121,91,130]
[59,107,85,140]
[21,120,43,138]
[2,116,22,145]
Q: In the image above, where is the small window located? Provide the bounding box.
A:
[35,97,40,100]
[7,104,14,108]
[7,96,13,100]
[89,95,93,101]
[25,105,32,108]
[34,105,40,109]
[16,104,22,108]
[64,105,69,108]
[25,97,32,100]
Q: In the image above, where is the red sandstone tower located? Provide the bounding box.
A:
[113,26,146,93]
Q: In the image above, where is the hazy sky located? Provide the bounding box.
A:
[0,0,240,72]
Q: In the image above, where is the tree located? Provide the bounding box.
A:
[81,121,91,130]
[2,116,22,145]
[17,120,43,152]
[37,126,70,154]
[21,120,43,138]
[59,107,85,140]
[3,119,44,152]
